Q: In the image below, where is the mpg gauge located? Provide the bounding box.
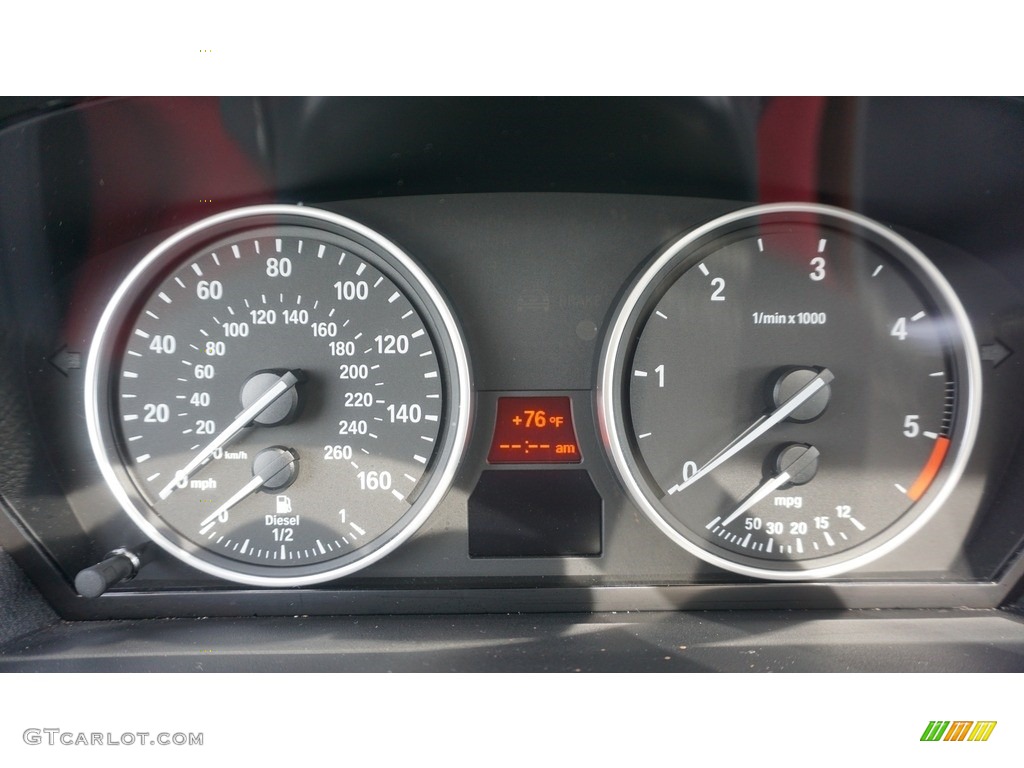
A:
[598,203,981,580]
[86,205,471,587]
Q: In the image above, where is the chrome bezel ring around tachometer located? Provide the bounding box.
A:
[597,202,982,581]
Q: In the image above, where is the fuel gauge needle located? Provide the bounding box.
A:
[198,448,298,535]
[720,445,820,527]
[666,367,832,495]
[199,475,265,535]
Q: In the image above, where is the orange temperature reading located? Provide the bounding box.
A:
[488,396,582,464]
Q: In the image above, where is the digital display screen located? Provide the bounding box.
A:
[487,396,582,463]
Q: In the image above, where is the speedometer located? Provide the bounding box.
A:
[85,205,471,587]
[598,203,981,580]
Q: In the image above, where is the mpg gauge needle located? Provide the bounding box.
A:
[666,367,833,496]
[720,445,820,527]
[159,370,300,500]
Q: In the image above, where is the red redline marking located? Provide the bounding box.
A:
[907,436,951,501]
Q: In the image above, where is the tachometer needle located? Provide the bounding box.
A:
[720,445,820,527]
[159,370,300,500]
[665,368,833,495]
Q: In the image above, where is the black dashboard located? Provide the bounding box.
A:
[2,96,1024,672]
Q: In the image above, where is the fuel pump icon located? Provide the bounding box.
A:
[276,495,293,515]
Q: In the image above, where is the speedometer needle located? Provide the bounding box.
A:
[665,367,833,495]
[720,445,820,527]
[159,370,300,500]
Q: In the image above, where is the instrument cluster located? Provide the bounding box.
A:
[2,98,1024,621]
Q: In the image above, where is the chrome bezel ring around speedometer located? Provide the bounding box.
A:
[85,205,472,587]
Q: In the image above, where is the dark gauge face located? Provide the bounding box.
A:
[598,204,981,580]
[86,206,471,586]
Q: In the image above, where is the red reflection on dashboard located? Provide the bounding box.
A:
[757,96,827,204]
[67,97,273,343]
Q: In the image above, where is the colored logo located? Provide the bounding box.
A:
[921,721,997,742]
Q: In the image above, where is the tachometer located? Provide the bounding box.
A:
[598,203,981,579]
[86,205,471,586]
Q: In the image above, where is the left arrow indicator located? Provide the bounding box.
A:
[48,345,81,377]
